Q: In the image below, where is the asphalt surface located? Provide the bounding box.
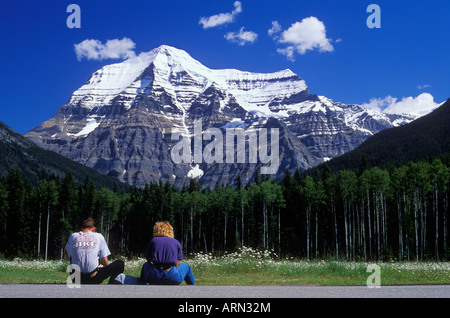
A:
[1,284,449,298]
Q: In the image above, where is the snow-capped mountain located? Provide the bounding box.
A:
[25,45,416,188]
[69,45,308,114]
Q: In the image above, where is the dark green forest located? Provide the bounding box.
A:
[1,155,449,262]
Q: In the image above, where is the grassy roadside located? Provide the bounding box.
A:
[1,248,449,285]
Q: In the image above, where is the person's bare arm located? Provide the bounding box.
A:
[100,257,109,266]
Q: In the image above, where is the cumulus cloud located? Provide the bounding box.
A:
[280,17,334,54]
[361,93,440,117]
[361,96,397,113]
[225,27,258,45]
[199,1,242,29]
[74,38,137,61]
[272,17,334,61]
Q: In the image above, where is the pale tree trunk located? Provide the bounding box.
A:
[315,207,318,259]
[190,205,193,252]
[375,192,380,260]
[414,190,419,262]
[367,191,372,259]
[241,197,244,246]
[60,208,65,260]
[444,191,448,261]
[45,202,50,261]
[203,233,208,253]
[351,204,355,260]
[332,196,338,260]
[398,193,404,261]
[224,212,227,251]
[263,202,267,249]
[434,186,439,262]
[199,216,202,247]
[422,197,427,261]
[383,194,388,253]
[37,203,42,259]
[278,206,281,256]
[306,204,311,259]
[212,225,215,254]
[344,199,349,260]
[361,198,366,261]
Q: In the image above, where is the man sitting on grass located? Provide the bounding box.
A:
[65,217,124,284]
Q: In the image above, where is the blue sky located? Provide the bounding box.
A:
[0,0,448,134]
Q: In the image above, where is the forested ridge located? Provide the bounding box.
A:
[315,99,450,173]
[1,155,449,262]
[0,121,129,191]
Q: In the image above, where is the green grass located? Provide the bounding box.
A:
[0,259,69,284]
[1,248,449,285]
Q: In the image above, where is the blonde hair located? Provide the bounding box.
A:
[153,221,174,238]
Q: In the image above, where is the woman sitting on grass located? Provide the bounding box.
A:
[140,221,196,285]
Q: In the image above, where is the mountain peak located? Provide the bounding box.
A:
[144,44,198,63]
[153,44,190,55]
[68,44,309,115]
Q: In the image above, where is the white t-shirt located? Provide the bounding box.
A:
[65,231,110,273]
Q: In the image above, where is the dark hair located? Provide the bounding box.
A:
[81,218,97,230]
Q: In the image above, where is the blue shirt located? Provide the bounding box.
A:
[144,236,183,267]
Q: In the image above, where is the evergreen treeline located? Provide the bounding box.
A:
[1,157,449,262]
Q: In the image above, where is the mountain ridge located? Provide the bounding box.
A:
[0,120,129,190]
[312,98,450,173]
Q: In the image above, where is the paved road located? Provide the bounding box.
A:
[1,284,449,298]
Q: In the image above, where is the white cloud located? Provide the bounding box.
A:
[417,84,431,90]
[224,27,258,45]
[276,46,295,62]
[74,38,136,61]
[274,17,334,61]
[361,93,439,117]
[280,17,334,54]
[361,96,398,112]
[268,21,282,39]
[199,1,242,29]
[231,1,242,14]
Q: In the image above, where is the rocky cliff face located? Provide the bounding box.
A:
[25,45,415,188]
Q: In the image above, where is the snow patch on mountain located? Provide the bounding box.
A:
[187,164,204,179]
[66,115,102,137]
